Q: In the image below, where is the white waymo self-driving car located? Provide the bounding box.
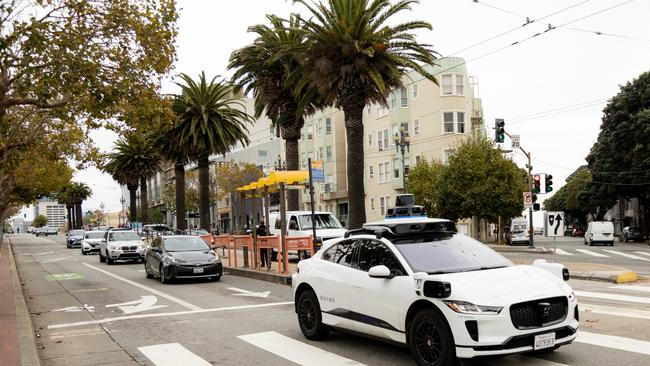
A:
[292,218,578,366]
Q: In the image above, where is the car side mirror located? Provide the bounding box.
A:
[368,265,393,279]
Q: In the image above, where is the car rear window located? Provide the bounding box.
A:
[85,232,105,239]
[69,230,85,236]
[394,234,513,274]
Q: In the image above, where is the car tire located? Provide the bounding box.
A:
[297,289,328,340]
[211,275,221,282]
[159,265,169,284]
[409,308,455,366]
[81,250,87,255]
[99,251,106,263]
[107,256,114,265]
[145,262,154,279]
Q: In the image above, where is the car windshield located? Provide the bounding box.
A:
[108,232,140,241]
[85,232,105,239]
[69,230,85,236]
[164,237,209,252]
[298,214,343,230]
[394,234,513,274]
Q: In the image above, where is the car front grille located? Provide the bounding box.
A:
[121,245,138,251]
[510,296,568,329]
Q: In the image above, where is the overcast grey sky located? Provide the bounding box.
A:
[78,0,650,213]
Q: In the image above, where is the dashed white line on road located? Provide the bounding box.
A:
[82,263,202,311]
[138,343,211,366]
[581,303,650,320]
[634,251,650,257]
[575,249,609,257]
[575,291,650,304]
[609,285,650,293]
[71,287,109,293]
[554,248,574,256]
[238,331,367,366]
[577,331,650,356]
[602,250,649,261]
[47,301,293,329]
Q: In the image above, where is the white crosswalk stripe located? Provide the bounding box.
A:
[609,285,650,294]
[554,248,574,256]
[575,249,609,257]
[602,249,650,261]
[575,290,650,304]
[138,343,211,366]
[577,331,650,356]
[634,251,650,257]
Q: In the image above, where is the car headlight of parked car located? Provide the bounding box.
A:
[163,255,177,265]
[569,290,576,302]
[109,245,120,251]
[443,300,503,315]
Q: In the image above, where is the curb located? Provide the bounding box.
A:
[571,270,639,284]
[7,240,41,366]
[225,266,292,286]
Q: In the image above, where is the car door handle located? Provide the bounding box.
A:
[352,285,362,290]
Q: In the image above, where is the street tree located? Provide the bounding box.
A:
[33,215,48,228]
[67,182,92,230]
[173,73,254,230]
[229,14,325,210]
[296,0,438,228]
[161,170,200,219]
[407,160,445,217]
[587,71,650,235]
[214,162,263,232]
[0,0,178,226]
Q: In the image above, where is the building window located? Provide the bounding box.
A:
[326,146,332,162]
[306,125,313,140]
[415,155,422,165]
[443,112,454,133]
[325,118,332,134]
[301,152,306,168]
[413,83,419,99]
[394,158,400,179]
[368,133,373,147]
[258,150,268,157]
[269,124,275,135]
[380,197,386,215]
[377,104,388,118]
[379,161,390,183]
[377,128,389,151]
[414,119,420,135]
[368,165,374,179]
[390,91,397,109]
[370,197,375,211]
[367,106,372,116]
[400,86,408,107]
[318,147,323,160]
[442,74,453,95]
[457,112,465,133]
[456,75,464,95]
[318,119,323,135]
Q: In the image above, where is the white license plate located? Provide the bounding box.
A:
[193,267,204,274]
[534,333,556,350]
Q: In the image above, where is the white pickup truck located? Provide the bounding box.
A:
[268,211,347,258]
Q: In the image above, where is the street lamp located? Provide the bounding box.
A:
[274,154,285,171]
[394,126,411,193]
[99,202,105,226]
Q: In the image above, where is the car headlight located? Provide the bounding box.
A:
[443,301,503,315]
[109,245,120,250]
[163,255,176,264]
[569,291,576,302]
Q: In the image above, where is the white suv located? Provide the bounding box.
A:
[99,229,145,264]
[292,218,578,366]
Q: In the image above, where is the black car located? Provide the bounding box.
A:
[144,235,222,283]
[66,230,86,248]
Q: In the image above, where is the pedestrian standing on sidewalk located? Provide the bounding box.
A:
[256,221,269,269]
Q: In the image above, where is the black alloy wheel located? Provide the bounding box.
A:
[159,265,169,284]
[409,309,454,366]
[297,290,328,340]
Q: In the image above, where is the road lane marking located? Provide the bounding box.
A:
[47,301,293,329]
[138,343,211,366]
[52,304,95,313]
[82,263,201,311]
[575,291,650,304]
[577,331,650,356]
[46,273,84,281]
[634,251,650,257]
[609,285,650,293]
[105,295,168,314]
[575,249,609,258]
[71,287,109,293]
[553,248,574,256]
[581,303,650,320]
[227,287,271,298]
[238,331,366,366]
[602,250,649,261]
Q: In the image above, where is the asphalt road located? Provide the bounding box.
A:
[502,235,650,276]
[9,234,650,366]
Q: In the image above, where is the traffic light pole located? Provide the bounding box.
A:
[504,131,534,248]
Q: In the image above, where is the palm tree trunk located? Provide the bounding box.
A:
[342,104,366,229]
[140,176,149,223]
[198,155,210,230]
[75,203,83,229]
[285,138,300,210]
[66,205,73,230]
[174,162,186,231]
[128,183,138,223]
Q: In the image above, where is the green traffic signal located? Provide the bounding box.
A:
[495,118,505,143]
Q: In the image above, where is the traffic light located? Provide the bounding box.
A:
[494,118,505,143]
[533,203,541,211]
[545,174,553,193]
[533,174,541,193]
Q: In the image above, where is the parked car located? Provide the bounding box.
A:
[66,230,86,248]
[292,217,577,365]
[81,231,105,255]
[35,226,56,236]
[99,229,145,264]
[534,227,544,235]
[584,221,615,246]
[142,224,174,237]
[182,228,210,236]
[564,227,574,236]
[621,226,643,242]
[144,235,222,283]
[572,228,585,237]
[27,226,36,234]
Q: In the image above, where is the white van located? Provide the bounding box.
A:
[585,221,615,246]
[268,211,347,257]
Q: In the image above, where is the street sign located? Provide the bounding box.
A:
[511,134,520,149]
[311,160,324,182]
[523,192,533,208]
[545,211,565,237]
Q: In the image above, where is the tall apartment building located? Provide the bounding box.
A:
[34,197,67,229]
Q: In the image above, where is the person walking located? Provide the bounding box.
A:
[256,221,269,269]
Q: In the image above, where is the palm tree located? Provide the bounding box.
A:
[295,0,438,228]
[55,185,74,230]
[229,14,325,210]
[173,72,254,230]
[103,135,162,224]
[67,182,92,229]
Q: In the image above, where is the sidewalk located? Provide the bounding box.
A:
[0,237,40,366]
